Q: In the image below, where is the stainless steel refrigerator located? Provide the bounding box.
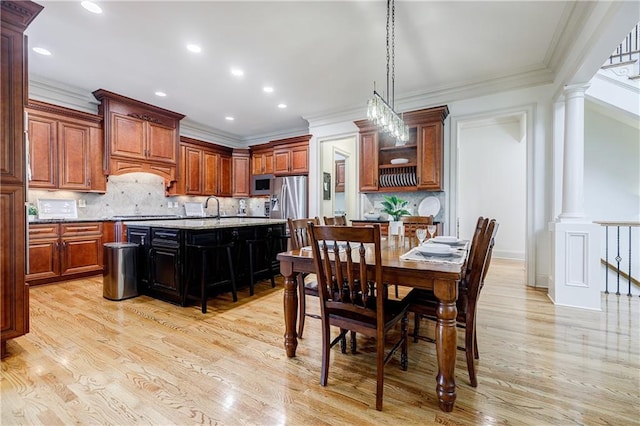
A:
[269,175,308,220]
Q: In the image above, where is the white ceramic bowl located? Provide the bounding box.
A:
[364,213,380,220]
[390,158,409,165]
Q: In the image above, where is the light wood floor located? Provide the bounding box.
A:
[2,259,638,425]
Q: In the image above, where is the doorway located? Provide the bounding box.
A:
[319,136,357,221]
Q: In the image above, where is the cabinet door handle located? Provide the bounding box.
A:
[141,236,146,245]
[155,232,177,238]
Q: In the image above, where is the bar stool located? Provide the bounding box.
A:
[186,242,237,313]
[246,228,288,296]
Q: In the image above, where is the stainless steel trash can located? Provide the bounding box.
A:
[103,242,138,300]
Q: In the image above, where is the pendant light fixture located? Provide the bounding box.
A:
[366,0,409,145]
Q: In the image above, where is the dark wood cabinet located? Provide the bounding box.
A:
[251,148,274,175]
[93,89,185,189]
[127,223,286,306]
[26,100,106,192]
[355,106,448,192]
[128,226,183,304]
[25,224,60,281]
[273,138,310,176]
[174,136,233,197]
[27,222,104,285]
[148,228,182,303]
[335,160,346,192]
[232,149,251,197]
[1,0,43,358]
[126,227,150,291]
[359,132,379,191]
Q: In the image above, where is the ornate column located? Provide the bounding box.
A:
[549,83,601,310]
[560,84,589,220]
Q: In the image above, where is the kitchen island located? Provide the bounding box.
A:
[124,217,287,305]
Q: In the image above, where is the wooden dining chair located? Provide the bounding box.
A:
[400,215,434,248]
[323,214,346,226]
[287,217,320,338]
[407,217,498,388]
[308,223,409,411]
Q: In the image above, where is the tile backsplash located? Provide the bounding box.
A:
[361,191,446,223]
[28,172,268,219]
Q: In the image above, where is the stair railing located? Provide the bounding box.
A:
[607,23,640,65]
[595,221,639,297]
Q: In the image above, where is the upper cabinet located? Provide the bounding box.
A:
[173,136,233,197]
[355,106,449,192]
[170,136,233,197]
[251,146,274,176]
[272,135,311,176]
[26,100,106,192]
[232,149,251,197]
[93,89,185,188]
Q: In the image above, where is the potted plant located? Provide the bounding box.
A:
[27,204,38,221]
[381,195,411,237]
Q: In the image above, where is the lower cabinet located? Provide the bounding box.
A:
[148,228,182,303]
[127,223,286,306]
[27,222,104,284]
[126,226,150,291]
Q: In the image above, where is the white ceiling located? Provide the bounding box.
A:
[26,1,581,144]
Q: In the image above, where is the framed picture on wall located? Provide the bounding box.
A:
[323,172,331,200]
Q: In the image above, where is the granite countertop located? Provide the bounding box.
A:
[29,215,270,224]
[122,217,286,230]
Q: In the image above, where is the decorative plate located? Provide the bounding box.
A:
[415,244,454,256]
[418,196,440,217]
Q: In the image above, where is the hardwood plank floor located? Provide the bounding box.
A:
[2,259,638,425]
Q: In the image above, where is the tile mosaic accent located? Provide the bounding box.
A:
[28,172,266,219]
[361,191,446,223]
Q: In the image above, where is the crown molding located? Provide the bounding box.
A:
[242,126,311,147]
[305,67,554,129]
[29,75,100,114]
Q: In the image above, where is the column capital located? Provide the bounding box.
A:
[563,83,590,96]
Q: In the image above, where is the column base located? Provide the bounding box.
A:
[549,221,601,310]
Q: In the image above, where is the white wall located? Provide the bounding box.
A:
[584,104,640,222]
[458,117,527,259]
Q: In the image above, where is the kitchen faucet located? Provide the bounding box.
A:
[204,195,220,218]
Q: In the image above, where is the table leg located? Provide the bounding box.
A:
[281,260,298,357]
[433,279,458,412]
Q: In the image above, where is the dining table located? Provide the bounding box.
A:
[277,236,468,412]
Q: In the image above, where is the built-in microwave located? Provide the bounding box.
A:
[251,174,273,196]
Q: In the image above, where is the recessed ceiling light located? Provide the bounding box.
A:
[81,1,102,14]
[186,44,202,53]
[231,68,244,77]
[278,103,287,109]
[263,86,274,93]
[155,91,167,97]
[32,47,52,56]
[225,116,235,121]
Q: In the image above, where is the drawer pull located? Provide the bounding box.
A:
[155,232,177,238]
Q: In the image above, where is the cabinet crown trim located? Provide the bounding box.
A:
[27,99,102,125]
[92,89,185,120]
